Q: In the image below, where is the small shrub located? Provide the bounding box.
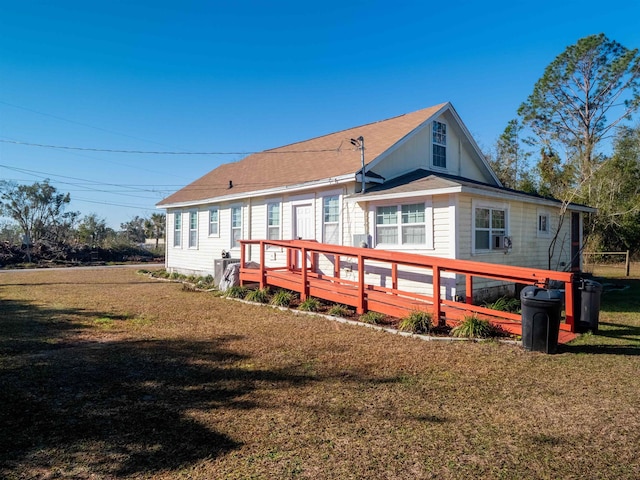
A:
[245,287,270,303]
[271,289,294,307]
[399,311,432,334]
[299,297,321,312]
[484,296,520,313]
[451,315,493,338]
[359,311,384,324]
[328,304,350,317]
[225,285,249,298]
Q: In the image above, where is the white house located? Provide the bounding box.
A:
[157,102,594,299]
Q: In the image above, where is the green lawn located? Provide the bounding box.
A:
[0,266,638,479]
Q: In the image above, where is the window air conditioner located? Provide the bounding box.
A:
[492,235,512,250]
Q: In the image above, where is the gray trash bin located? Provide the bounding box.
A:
[575,279,602,333]
[520,286,563,354]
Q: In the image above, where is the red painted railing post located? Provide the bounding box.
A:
[301,247,308,301]
[334,254,340,278]
[259,241,266,289]
[240,241,246,286]
[433,266,441,325]
[466,275,473,305]
[565,276,575,332]
[392,263,398,291]
[357,254,365,314]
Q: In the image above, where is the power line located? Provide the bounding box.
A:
[0,138,342,155]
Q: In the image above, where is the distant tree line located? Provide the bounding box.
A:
[0,179,165,265]
[486,33,640,258]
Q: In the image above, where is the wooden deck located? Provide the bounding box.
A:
[239,239,578,342]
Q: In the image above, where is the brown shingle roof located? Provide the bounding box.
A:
[157,103,447,206]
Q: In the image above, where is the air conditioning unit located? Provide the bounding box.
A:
[492,234,505,250]
[214,258,240,286]
[492,235,512,250]
[352,234,372,248]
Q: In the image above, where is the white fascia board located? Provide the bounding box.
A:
[346,186,462,203]
[460,186,596,212]
[158,174,355,209]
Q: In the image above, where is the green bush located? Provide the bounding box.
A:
[245,287,270,303]
[271,289,294,307]
[484,296,521,313]
[225,285,249,299]
[451,315,493,338]
[299,297,321,312]
[398,311,432,334]
[359,311,384,324]
[328,304,350,317]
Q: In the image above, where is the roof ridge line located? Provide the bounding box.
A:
[262,103,448,153]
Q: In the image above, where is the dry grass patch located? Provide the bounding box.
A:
[0,266,639,479]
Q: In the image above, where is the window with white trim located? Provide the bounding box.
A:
[375,203,426,246]
[323,196,340,244]
[432,121,447,168]
[267,202,280,242]
[537,211,551,237]
[188,211,198,248]
[231,206,242,248]
[208,207,219,236]
[173,212,182,247]
[474,207,507,251]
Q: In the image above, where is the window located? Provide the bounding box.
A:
[209,207,219,236]
[231,206,242,248]
[538,212,550,237]
[401,204,426,244]
[173,212,182,247]
[376,203,426,246]
[267,202,280,241]
[188,211,198,248]
[323,196,340,244]
[432,121,446,168]
[474,207,507,251]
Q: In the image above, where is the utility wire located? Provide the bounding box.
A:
[0,138,342,155]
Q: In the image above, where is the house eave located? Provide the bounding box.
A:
[346,186,462,203]
[157,174,356,209]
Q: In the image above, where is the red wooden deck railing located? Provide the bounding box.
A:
[239,239,576,336]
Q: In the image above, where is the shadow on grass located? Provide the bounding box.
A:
[559,343,640,355]
[598,278,640,313]
[0,299,312,477]
[560,321,640,355]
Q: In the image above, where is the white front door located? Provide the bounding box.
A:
[293,204,314,240]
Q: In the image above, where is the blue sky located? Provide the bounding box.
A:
[1,1,639,229]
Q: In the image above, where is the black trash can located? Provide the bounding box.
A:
[520,286,563,354]
[575,279,602,333]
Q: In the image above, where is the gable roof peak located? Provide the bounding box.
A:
[158,102,451,207]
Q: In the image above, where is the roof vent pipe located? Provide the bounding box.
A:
[228,180,233,189]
